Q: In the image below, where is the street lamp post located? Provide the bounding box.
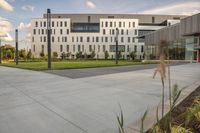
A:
[115,28,119,65]
[15,29,18,65]
[47,8,51,69]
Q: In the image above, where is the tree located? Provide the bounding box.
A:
[19,49,26,60]
[27,50,32,60]
[90,51,96,59]
[76,52,82,59]
[40,52,45,58]
[66,52,71,59]
[130,51,137,60]
[1,44,15,60]
[104,51,109,60]
[53,52,58,58]
[61,52,66,60]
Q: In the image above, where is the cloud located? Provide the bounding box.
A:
[21,5,35,12]
[0,0,14,12]
[140,1,200,15]
[18,22,31,30]
[0,17,13,41]
[85,0,96,9]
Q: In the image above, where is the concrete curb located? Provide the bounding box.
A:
[124,80,200,133]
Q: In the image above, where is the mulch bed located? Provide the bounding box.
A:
[171,86,200,133]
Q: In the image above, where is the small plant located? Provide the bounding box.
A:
[140,110,148,133]
[117,106,125,133]
[104,51,109,60]
[130,51,136,60]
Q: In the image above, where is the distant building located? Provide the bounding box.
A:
[142,13,200,63]
[31,14,186,59]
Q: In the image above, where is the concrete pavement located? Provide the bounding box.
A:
[0,63,200,133]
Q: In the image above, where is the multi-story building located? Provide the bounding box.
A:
[31,14,186,59]
[142,13,200,62]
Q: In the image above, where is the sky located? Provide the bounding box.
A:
[0,0,200,49]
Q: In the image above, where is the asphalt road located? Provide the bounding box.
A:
[46,63,184,79]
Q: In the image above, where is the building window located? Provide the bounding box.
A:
[128,37,130,43]
[110,22,112,27]
[132,37,135,43]
[52,36,54,42]
[96,37,99,42]
[102,22,104,27]
[60,29,63,35]
[80,37,83,42]
[44,36,46,42]
[33,29,36,35]
[89,45,92,52]
[129,22,131,28]
[44,22,46,27]
[121,29,124,35]
[134,45,137,52]
[121,37,124,43]
[40,22,42,27]
[98,45,100,52]
[103,45,106,52]
[38,29,40,35]
[111,37,113,42]
[119,22,122,27]
[133,22,135,27]
[72,37,74,42]
[32,37,34,42]
[65,21,67,27]
[76,37,79,42]
[105,37,108,42]
[66,29,69,34]
[82,45,84,52]
[73,45,75,52]
[105,22,108,27]
[58,37,60,42]
[60,22,63,27]
[126,30,128,35]
[87,37,90,42]
[64,37,67,42]
[35,21,38,27]
[78,45,81,52]
[103,29,106,35]
[141,45,144,52]
[88,16,91,23]
[42,29,44,34]
[135,30,137,35]
[93,45,96,51]
[33,45,35,52]
[152,17,155,23]
[92,37,94,42]
[66,45,69,52]
[60,45,63,52]
[112,29,115,35]
[52,21,54,27]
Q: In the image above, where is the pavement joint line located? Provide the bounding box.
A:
[4,80,88,133]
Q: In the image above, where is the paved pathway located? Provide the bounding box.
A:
[45,63,184,79]
[0,63,199,133]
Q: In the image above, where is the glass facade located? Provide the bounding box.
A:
[145,37,198,61]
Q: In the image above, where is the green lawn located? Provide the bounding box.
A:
[0,60,155,71]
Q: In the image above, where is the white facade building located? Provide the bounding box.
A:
[31,14,186,59]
